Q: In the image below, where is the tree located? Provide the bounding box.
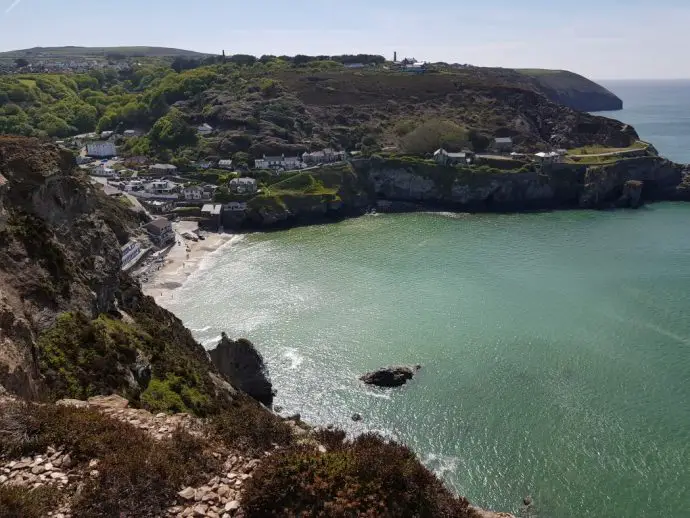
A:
[149,108,197,148]
[14,58,29,68]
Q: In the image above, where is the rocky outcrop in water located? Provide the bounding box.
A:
[208,333,274,406]
[360,365,421,387]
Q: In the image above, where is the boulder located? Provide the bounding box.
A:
[360,365,420,388]
[208,333,273,406]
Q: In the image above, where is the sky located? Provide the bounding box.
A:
[0,0,687,80]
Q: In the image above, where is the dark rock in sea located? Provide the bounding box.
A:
[208,332,273,406]
[359,365,421,388]
[287,413,301,422]
[523,496,533,506]
[273,405,283,413]
[618,180,644,209]
[352,413,362,422]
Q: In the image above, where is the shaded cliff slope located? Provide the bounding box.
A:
[0,137,232,414]
[517,69,623,111]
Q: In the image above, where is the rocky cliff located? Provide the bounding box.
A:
[0,137,232,414]
[517,69,623,112]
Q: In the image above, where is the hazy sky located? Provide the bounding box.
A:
[0,0,687,80]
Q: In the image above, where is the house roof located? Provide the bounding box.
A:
[145,218,171,233]
[150,163,177,170]
[230,177,257,185]
[495,137,513,144]
[201,204,222,215]
[218,159,233,165]
[535,152,559,158]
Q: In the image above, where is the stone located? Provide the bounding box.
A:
[31,465,45,475]
[201,492,218,502]
[217,484,230,497]
[222,514,231,518]
[44,462,53,471]
[273,405,283,413]
[90,469,99,477]
[0,475,7,483]
[209,476,220,486]
[287,413,301,422]
[87,394,130,409]
[61,455,72,468]
[88,459,99,468]
[208,334,274,406]
[318,444,327,454]
[207,512,219,518]
[56,399,88,408]
[178,487,196,500]
[192,504,208,516]
[50,472,64,480]
[359,365,420,387]
[351,413,362,422]
[225,501,240,512]
[155,412,166,419]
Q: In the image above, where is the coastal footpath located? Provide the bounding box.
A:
[0,138,519,516]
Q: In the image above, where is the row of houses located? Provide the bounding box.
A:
[254,148,347,171]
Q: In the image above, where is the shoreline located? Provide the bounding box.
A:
[139,221,235,305]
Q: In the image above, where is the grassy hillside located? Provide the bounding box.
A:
[0,58,635,163]
[0,46,209,62]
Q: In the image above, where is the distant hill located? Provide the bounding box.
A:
[0,46,210,62]
[516,69,623,112]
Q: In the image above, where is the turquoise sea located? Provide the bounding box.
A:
[165,81,690,517]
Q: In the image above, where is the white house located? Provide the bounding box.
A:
[218,159,234,170]
[100,130,114,139]
[183,185,205,200]
[302,148,346,165]
[91,164,118,178]
[494,137,513,152]
[534,152,561,165]
[121,240,142,268]
[433,148,473,166]
[229,177,258,194]
[145,180,179,196]
[86,141,117,158]
[197,123,214,136]
[254,154,302,171]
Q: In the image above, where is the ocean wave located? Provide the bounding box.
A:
[283,348,305,369]
[364,390,393,400]
[423,452,460,478]
[189,325,212,333]
[423,211,472,219]
[202,335,223,348]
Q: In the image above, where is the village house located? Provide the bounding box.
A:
[433,148,474,166]
[148,163,178,176]
[100,131,114,140]
[218,159,234,170]
[200,204,223,231]
[197,123,214,136]
[494,137,514,153]
[144,218,174,247]
[121,240,142,269]
[91,164,118,178]
[143,199,175,214]
[254,154,302,171]
[302,148,346,165]
[534,152,562,165]
[86,141,117,158]
[123,129,141,138]
[145,180,179,196]
[122,179,146,193]
[194,160,213,170]
[183,185,205,201]
[224,201,247,212]
[202,184,218,199]
[229,177,258,195]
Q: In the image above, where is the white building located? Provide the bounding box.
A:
[183,186,205,200]
[86,141,117,158]
[254,154,302,171]
[145,180,179,196]
[197,123,214,136]
[218,159,234,170]
[229,177,258,195]
[535,152,561,165]
[100,131,114,139]
[302,148,346,165]
[91,164,118,178]
[121,240,142,268]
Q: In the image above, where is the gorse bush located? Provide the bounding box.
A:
[242,432,471,517]
[0,485,60,518]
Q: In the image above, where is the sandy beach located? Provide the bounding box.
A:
[140,221,234,305]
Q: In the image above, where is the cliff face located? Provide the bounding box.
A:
[355,157,687,212]
[0,137,232,414]
[517,69,623,112]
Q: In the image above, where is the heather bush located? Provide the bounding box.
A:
[242,433,470,517]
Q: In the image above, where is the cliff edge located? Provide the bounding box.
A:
[517,69,623,112]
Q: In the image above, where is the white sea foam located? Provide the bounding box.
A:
[423,452,460,478]
[364,390,393,400]
[283,348,305,369]
[189,325,211,333]
[202,335,223,348]
[423,211,471,219]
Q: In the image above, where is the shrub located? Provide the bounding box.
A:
[0,485,61,518]
[0,402,220,517]
[242,433,470,517]
[210,395,293,455]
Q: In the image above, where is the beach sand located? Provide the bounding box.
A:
[141,221,234,305]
